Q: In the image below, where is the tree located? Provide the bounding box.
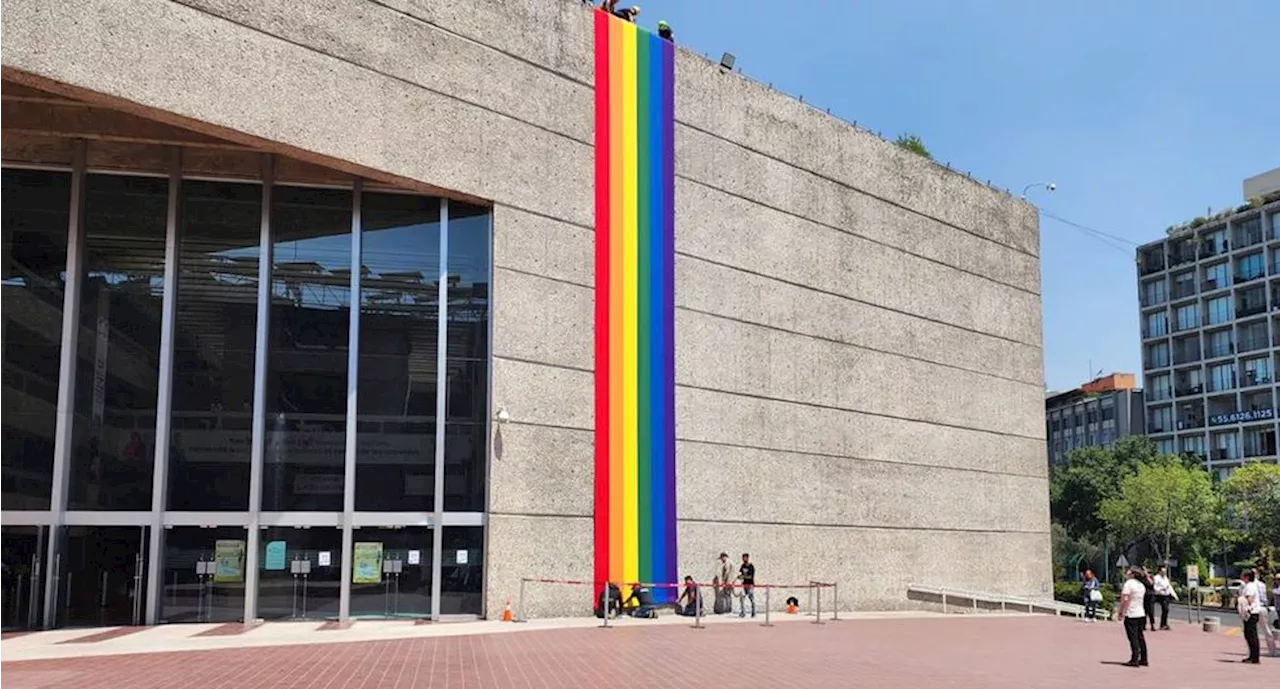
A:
[1220,462,1280,554]
[1099,456,1219,565]
[1050,437,1158,538]
[893,133,932,159]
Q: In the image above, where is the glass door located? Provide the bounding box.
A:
[160,527,247,624]
[348,526,433,620]
[57,526,148,628]
[1,526,47,631]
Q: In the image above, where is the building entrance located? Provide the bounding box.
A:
[57,526,148,628]
[2,526,47,630]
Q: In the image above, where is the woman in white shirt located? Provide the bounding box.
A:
[1152,566,1177,630]
[1117,567,1149,667]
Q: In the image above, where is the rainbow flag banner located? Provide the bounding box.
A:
[593,10,677,602]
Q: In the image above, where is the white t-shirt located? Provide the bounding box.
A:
[1153,574,1174,596]
[1122,578,1147,618]
[1244,581,1266,614]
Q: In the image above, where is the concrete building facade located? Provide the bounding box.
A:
[1045,374,1145,466]
[1137,189,1280,480]
[1,0,1048,629]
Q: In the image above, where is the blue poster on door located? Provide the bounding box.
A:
[265,540,287,571]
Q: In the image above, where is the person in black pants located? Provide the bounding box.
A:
[1240,570,1262,664]
[1119,567,1149,667]
[1140,568,1157,632]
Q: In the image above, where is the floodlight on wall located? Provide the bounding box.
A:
[719,52,736,72]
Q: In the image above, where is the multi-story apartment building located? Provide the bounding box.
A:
[1137,172,1280,479]
[1046,373,1145,466]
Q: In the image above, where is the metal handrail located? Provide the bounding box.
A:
[907,583,1088,618]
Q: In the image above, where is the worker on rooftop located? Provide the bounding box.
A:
[657,20,673,41]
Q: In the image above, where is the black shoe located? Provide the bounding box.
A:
[1123,661,1140,667]
[1138,661,1148,667]
[1159,625,1171,630]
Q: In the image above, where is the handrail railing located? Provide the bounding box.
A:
[907,583,1089,618]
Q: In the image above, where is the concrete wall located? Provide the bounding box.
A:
[3,0,1050,618]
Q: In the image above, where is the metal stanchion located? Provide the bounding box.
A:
[808,583,813,617]
[762,585,773,627]
[812,583,824,624]
[693,583,704,629]
[517,578,527,623]
[601,581,611,628]
[831,583,840,621]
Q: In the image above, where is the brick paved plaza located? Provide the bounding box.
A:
[1,614,1270,689]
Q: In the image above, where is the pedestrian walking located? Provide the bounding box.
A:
[1118,567,1149,667]
[1140,567,1157,632]
[1081,569,1101,622]
[1152,566,1177,630]
[1238,569,1264,664]
[737,553,756,618]
[1272,573,1280,630]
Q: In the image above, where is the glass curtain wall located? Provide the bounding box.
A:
[2,170,69,510]
[356,194,440,511]
[263,188,353,513]
[68,175,168,511]
[1,155,492,626]
[444,204,491,512]
[168,181,261,511]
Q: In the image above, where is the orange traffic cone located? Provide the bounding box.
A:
[502,600,514,622]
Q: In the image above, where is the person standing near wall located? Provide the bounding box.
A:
[715,552,734,614]
[1118,567,1149,667]
[1152,566,1177,630]
[737,553,756,618]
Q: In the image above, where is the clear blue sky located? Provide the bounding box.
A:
[633,0,1279,391]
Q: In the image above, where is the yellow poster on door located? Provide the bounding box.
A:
[352,542,383,584]
[213,539,246,583]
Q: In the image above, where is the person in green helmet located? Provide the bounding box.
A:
[657,20,673,41]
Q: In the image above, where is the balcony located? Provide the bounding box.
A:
[1172,347,1201,364]
[1235,270,1264,285]
[1204,342,1234,359]
[1242,370,1274,387]
[1139,255,1166,276]
[1235,227,1264,248]
[1211,448,1239,462]
[1147,387,1173,402]
[1169,250,1196,268]
[1237,301,1267,317]
[1239,334,1270,353]
[1244,444,1278,459]
[1174,383,1204,397]
[1171,281,1198,300]
[1177,416,1206,430]
[1145,357,1171,370]
[1201,277,1226,292]
[1146,422,1169,434]
[1200,239,1229,258]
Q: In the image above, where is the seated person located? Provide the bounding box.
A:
[624,584,656,618]
[595,582,622,618]
[675,575,703,617]
[786,596,800,614]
